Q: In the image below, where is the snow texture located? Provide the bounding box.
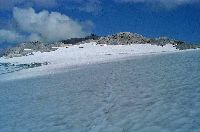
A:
[0,42,182,80]
[1,50,200,131]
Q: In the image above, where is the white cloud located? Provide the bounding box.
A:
[115,0,199,8]
[13,7,90,42]
[0,7,92,43]
[28,33,43,42]
[0,29,26,43]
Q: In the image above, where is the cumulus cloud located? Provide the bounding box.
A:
[115,0,199,8]
[0,7,92,44]
[13,7,90,42]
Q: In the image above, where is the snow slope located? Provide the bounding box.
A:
[0,42,181,80]
[1,50,200,131]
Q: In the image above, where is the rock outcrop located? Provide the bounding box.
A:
[97,32,200,50]
[97,32,149,45]
[1,32,199,58]
[61,34,100,45]
[3,41,60,58]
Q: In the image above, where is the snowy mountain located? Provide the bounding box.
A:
[1,32,200,58]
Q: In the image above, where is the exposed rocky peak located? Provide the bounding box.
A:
[97,32,149,45]
[116,32,144,38]
[96,32,199,49]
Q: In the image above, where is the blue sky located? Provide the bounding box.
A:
[0,0,200,48]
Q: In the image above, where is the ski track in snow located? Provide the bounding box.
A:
[89,72,116,131]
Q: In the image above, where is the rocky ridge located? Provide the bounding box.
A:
[1,32,200,58]
[2,41,61,58]
[97,32,149,45]
[96,32,200,50]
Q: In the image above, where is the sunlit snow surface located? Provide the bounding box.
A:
[1,50,200,131]
[0,43,179,80]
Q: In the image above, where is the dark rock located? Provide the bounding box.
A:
[61,34,100,45]
[97,32,149,45]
